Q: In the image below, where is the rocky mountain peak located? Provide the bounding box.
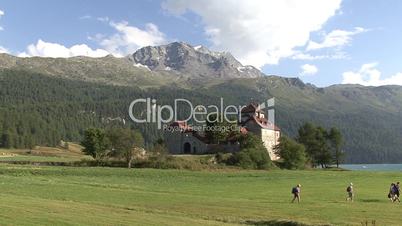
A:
[127,42,263,78]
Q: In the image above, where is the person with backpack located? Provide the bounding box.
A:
[395,182,401,203]
[291,184,301,203]
[389,182,400,203]
[346,183,354,202]
[388,183,396,202]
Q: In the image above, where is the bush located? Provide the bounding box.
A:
[224,134,274,170]
[274,136,307,170]
[215,152,232,164]
[228,148,273,170]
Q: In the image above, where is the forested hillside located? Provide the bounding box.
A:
[1,68,402,163]
[0,69,222,149]
[207,77,402,163]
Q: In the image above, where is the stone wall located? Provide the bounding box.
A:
[164,130,208,154]
[261,128,280,160]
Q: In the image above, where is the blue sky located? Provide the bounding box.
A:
[0,0,401,87]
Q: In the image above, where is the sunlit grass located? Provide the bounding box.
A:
[0,165,400,225]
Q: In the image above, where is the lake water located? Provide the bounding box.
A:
[340,164,402,171]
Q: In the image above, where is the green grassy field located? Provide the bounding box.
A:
[0,165,400,226]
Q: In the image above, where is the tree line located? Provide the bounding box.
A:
[81,127,148,168]
[0,69,218,149]
[275,122,344,169]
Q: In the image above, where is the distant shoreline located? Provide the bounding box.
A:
[341,164,402,171]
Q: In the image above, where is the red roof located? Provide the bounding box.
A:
[242,116,280,131]
[240,126,248,134]
[254,116,280,130]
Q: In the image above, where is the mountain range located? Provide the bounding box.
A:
[0,42,262,87]
[0,42,401,163]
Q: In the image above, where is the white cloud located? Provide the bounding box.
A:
[291,51,348,60]
[97,17,110,22]
[0,9,4,31]
[19,39,110,58]
[18,20,167,58]
[306,27,367,51]
[94,21,167,56]
[162,0,342,68]
[79,15,92,20]
[0,46,9,54]
[300,64,318,76]
[342,63,402,86]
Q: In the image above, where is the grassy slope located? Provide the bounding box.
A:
[0,54,179,88]
[0,144,90,162]
[0,165,400,225]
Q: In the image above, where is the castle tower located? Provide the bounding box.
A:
[240,103,280,160]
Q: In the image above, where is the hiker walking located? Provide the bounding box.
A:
[388,183,396,202]
[395,182,401,203]
[389,182,401,203]
[291,184,301,203]
[346,183,354,202]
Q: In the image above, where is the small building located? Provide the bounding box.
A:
[164,121,209,154]
[164,103,280,160]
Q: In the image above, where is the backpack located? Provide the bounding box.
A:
[292,187,298,194]
[392,185,398,193]
[346,186,351,192]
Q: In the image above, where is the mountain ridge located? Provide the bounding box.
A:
[1,41,401,90]
[0,42,263,84]
[127,41,263,78]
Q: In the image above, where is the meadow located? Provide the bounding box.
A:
[0,164,400,226]
[0,145,89,163]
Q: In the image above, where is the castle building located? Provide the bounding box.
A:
[239,103,280,160]
[164,103,280,160]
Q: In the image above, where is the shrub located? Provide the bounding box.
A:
[274,136,307,170]
[228,148,272,170]
[225,134,274,170]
